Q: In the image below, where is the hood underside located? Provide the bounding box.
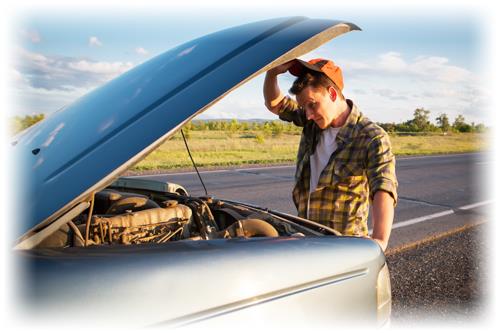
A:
[13,16,360,238]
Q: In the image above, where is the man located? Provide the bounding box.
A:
[263,58,398,251]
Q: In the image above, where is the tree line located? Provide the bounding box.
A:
[182,118,300,136]
[10,114,45,134]
[10,108,486,135]
[377,108,486,134]
[185,108,486,135]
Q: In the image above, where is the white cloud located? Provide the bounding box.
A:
[89,36,103,47]
[335,51,487,124]
[372,88,409,101]
[15,48,133,89]
[10,48,136,117]
[10,68,26,84]
[8,81,91,117]
[199,79,275,120]
[343,52,473,84]
[21,29,41,43]
[377,52,408,72]
[409,56,471,82]
[20,48,49,63]
[341,60,371,71]
[135,47,149,55]
[68,60,133,75]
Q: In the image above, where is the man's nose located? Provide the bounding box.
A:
[305,108,315,120]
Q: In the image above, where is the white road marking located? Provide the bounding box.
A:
[458,200,494,210]
[369,199,493,233]
[391,210,455,230]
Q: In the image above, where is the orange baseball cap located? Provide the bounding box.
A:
[289,58,344,91]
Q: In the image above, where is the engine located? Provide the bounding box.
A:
[35,187,302,249]
[83,204,193,246]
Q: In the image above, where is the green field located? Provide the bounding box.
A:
[130,131,490,173]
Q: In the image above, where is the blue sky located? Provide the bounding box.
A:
[8,3,491,125]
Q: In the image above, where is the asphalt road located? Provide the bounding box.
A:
[134,152,492,247]
[134,152,493,324]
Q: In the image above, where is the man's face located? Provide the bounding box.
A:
[296,85,336,129]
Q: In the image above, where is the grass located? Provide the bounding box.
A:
[130,131,490,173]
[392,132,490,155]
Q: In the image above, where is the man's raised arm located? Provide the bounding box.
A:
[263,61,294,114]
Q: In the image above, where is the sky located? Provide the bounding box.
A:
[5,1,493,126]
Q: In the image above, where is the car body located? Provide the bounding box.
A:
[12,17,391,328]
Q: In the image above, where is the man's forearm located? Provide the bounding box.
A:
[263,72,284,114]
[371,191,395,251]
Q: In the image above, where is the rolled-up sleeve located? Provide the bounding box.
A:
[366,133,398,206]
[277,96,308,127]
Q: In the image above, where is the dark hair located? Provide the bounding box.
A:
[289,70,344,99]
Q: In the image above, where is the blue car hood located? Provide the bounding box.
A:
[13,17,359,238]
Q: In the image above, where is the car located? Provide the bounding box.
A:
[12,16,391,329]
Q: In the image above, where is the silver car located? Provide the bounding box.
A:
[12,16,391,329]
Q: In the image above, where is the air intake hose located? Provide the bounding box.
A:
[219,219,279,238]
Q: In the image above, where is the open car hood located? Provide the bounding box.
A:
[13,16,360,238]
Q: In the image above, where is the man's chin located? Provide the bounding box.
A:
[316,122,328,129]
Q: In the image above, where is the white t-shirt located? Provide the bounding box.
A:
[309,126,340,193]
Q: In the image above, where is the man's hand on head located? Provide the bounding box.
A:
[267,60,296,76]
[264,60,297,113]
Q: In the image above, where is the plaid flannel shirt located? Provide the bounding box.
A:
[278,96,398,236]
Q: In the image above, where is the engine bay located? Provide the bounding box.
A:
[35,186,317,249]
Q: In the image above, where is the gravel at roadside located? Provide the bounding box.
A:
[387,223,489,326]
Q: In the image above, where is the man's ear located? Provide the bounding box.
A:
[328,86,337,102]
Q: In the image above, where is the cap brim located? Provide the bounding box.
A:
[288,59,322,76]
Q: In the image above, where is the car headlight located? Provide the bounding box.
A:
[376,262,391,325]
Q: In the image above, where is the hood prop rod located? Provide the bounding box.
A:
[84,192,96,246]
[181,129,208,196]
